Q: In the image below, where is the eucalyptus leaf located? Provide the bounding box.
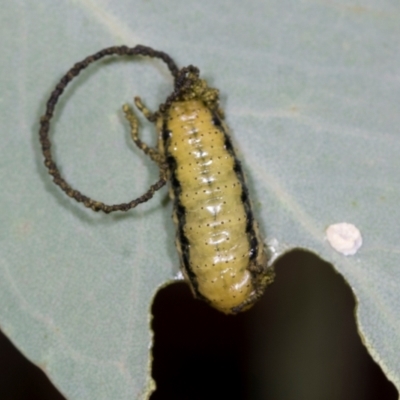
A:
[1,1,399,399]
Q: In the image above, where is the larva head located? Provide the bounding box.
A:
[163,65,220,111]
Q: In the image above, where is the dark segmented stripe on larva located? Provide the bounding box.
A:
[162,123,171,143]
[161,119,200,288]
[212,111,260,262]
[212,114,222,127]
[234,164,260,263]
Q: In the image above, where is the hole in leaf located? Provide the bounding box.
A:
[151,250,397,400]
[0,330,66,399]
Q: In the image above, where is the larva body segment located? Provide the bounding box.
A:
[39,46,274,315]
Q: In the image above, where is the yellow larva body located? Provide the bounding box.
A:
[157,99,272,314]
[39,46,274,314]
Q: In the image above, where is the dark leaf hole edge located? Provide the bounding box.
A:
[150,249,398,400]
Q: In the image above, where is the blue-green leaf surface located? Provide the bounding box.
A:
[1,1,399,399]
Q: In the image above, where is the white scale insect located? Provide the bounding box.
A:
[39,45,275,314]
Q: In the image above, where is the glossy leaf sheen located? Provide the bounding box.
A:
[1,1,399,399]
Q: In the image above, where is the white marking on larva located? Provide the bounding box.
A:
[326,222,362,256]
[205,204,221,215]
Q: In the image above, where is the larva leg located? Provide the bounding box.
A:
[122,103,163,165]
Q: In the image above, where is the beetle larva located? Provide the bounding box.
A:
[39,45,274,314]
